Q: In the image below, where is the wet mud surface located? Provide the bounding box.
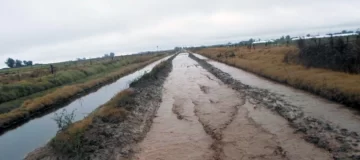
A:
[135,53,331,160]
[24,52,360,160]
[190,53,360,159]
[25,56,175,160]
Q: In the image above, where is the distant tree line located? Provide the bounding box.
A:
[5,58,33,68]
[103,52,115,58]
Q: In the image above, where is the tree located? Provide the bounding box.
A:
[15,59,23,67]
[27,61,33,66]
[285,35,291,46]
[280,36,285,41]
[306,34,311,37]
[248,38,254,43]
[109,52,115,60]
[5,58,15,68]
[297,38,306,49]
[285,35,291,41]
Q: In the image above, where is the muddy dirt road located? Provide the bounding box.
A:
[134,53,331,160]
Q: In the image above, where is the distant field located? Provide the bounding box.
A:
[0,52,170,129]
[193,46,360,107]
[0,53,161,84]
[0,52,167,105]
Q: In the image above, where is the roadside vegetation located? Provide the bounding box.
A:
[46,55,175,159]
[0,54,168,130]
[50,89,134,157]
[0,53,165,104]
[287,36,360,73]
[192,38,360,107]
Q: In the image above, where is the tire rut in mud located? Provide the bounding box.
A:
[192,100,242,160]
[189,53,360,159]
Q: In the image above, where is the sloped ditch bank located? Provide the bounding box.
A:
[25,54,176,160]
[189,53,360,159]
[0,56,170,160]
[0,56,167,133]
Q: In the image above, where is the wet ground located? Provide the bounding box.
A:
[190,53,360,159]
[204,56,360,134]
[135,53,332,160]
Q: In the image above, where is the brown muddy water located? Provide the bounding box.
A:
[194,54,360,134]
[135,53,331,160]
[0,56,170,160]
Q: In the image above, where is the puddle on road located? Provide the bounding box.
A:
[243,99,332,160]
[199,54,360,134]
[135,53,331,160]
[135,53,214,160]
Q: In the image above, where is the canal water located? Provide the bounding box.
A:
[0,56,170,160]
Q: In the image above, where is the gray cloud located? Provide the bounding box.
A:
[1,0,360,67]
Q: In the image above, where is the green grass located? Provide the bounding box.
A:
[49,55,174,158]
[0,55,168,129]
[0,54,166,104]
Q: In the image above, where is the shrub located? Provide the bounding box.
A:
[53,109,76,131]
[296,37,360,73]
[50,117,92,158]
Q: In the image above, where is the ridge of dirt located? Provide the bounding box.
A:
[193,99,242,160]
[189,53,360,159]
[199,84,210,94]
[25,55,176,160]
[172,98,186,120]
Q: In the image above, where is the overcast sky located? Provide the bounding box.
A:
[1,0,360,68]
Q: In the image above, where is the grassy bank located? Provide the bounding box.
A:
[193,46,360,107]
[0,55,167,130]
[50,89,134,157]
[0,54,164,104]
[0,54,163,114]
[45,55,175,159]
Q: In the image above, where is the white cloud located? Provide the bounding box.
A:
[0,0,360,67]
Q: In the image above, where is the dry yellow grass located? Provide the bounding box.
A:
[50,54,174,156]
[195,46,360,106]
[0,57,163,128]
[96,89,134,121]
[50,88,135,155]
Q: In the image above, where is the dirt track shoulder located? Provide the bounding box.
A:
[25,55,176,160]
[189,53,360,159]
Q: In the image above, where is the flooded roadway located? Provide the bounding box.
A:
[194,53,360,134]
[135,53,331,160]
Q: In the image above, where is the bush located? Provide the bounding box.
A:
[53,109,76,131]
[295,37,360,73]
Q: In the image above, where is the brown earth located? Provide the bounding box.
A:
[25,52,359,160]
[134,53,331,160]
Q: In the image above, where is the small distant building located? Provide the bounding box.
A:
[252,39,276,47]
